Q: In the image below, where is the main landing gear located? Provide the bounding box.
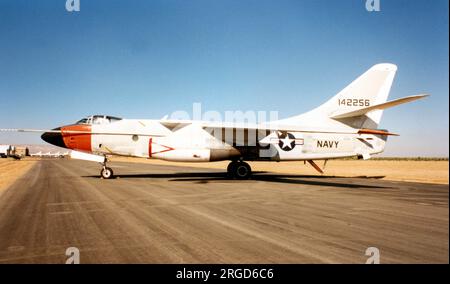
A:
[100,160,114,179]
[98,158,252,180]
[227,160,252,179]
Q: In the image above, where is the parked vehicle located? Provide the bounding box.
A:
[0,145,12,158]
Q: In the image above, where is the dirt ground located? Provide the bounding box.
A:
[0,158,447,191]
[110,157,449,184]
[0,159,37,193]
[0,159,447,263]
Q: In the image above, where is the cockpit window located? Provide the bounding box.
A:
[76,118,89,124]
[108,116,122,122]
[92,115,108,124]
[76,115,122,125]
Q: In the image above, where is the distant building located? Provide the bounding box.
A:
[0,145,29,159]
[14,146,29,158]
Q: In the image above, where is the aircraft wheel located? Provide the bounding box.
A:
[233,162,252,179]
[100,167,114,179]
[227,161,237,177]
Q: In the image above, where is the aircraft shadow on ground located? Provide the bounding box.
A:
[83,172,389,189]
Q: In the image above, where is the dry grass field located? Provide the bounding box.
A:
[0,159,37,193]
[110,157,449,184]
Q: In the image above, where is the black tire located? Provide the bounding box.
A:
[227,161,237,177]
[233,162,252,179]
[100,167,114,179]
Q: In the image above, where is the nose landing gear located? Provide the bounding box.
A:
[227,160,252,179]
[100,160,114,179]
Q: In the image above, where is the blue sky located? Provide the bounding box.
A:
[0,0,448,156]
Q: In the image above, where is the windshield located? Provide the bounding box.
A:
[76,115,122,125]
[76,118,89,124]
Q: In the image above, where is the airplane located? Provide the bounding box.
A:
[30,151,43,157]
[30,151,69,158]
[51,151,61,158]
[1,63,427,179]
[51,151,70,158]
[43,152,53,157]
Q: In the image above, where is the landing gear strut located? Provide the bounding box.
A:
[100,160,114,179]
[227,160,252,179]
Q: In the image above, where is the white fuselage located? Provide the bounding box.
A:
[87,118,386,162]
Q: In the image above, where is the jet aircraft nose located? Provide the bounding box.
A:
[41,128,67,148]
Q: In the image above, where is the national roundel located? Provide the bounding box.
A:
[278,132,296,151]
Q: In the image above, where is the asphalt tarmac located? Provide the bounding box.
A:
[0,159,447,263]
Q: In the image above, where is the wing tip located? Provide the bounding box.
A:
[372,63,398,72]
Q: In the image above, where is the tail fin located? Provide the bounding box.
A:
[276,63,399,129]
[275,63,428,130]
[315,63,398,128]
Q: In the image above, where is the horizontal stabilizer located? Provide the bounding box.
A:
[331,94,428,119]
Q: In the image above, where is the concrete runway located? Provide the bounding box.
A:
[0,159,447,263]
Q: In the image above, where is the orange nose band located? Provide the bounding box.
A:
[61,125,92,152]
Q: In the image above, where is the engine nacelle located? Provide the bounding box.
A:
[154,149,211,162]
[154,148,241,162]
